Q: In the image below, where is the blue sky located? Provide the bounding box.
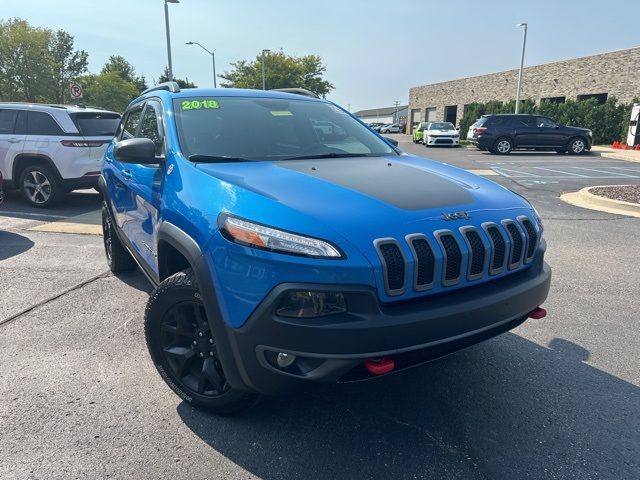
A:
[6,0,638,112]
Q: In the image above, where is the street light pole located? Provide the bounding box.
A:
[261,49,271,90]
[515,22,528,114]
[164,0,180,81]
[186,41,217,88]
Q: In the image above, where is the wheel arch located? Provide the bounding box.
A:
[156,220,253,392]
[12,154,62,185]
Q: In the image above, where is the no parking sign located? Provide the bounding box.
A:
[69,83,83,99]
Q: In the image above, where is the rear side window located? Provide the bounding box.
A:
[138,102,164,156]
[28,112,64,136]
[70,112,121,136]
[121,106,144,140]
[0,109,19,134]
[485,116,509,127]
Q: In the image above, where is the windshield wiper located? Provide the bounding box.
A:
[281,153,373,161]
[189,154,252,163]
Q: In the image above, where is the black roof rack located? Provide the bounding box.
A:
[270,88,320,99]
[142,81,181,95]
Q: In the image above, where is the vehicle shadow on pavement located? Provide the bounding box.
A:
[0,190,101,220]
[0,231,35,260]
[113,270,153,294]
[177,334,639,479]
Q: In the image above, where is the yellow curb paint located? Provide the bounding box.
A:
[467,169,500,176]
[29,222,103,235]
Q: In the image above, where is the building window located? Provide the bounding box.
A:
[577,93,608,104]
[541,96,566,104]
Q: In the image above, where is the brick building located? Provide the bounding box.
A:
[408,46,640,131]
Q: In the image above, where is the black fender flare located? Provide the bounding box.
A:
[157,221,254,393]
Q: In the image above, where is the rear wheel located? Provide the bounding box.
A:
[19,165,63,208]
[145,269,259,415]
[493,137,513,155]
[568,137,586,155]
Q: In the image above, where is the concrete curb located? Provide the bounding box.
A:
[561,186,640,218]
[599,152,640,164]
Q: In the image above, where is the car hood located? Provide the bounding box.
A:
[196,154,532,244]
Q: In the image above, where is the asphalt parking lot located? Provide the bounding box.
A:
[1,142,639,479]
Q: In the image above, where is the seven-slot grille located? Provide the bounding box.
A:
[376,217,539,296]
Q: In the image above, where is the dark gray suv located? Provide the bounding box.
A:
[471,114,592,155]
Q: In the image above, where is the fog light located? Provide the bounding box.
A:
[276,352,296,368]
[276,291,347,318]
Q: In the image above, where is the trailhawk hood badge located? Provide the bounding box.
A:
[442,212,470,221]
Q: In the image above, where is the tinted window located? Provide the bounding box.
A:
[173,97,396,160]
[513,116,535,127]
[536,117,558,128]
[121,106,144,140]
[0,109,19,134]
[27,112,64,136]
[428,122,455,130]
[70,112,121,136]
[138,102,164,156]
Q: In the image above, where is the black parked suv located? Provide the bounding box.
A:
[471,114,592,155]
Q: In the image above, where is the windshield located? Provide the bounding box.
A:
[428,122,455,130]
[173,96,396,161]
[70,112,121,136]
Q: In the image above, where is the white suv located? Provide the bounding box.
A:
[0,103,120,207]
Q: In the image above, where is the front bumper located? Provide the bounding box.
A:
[222,254,551,395]
[426,135,460,146]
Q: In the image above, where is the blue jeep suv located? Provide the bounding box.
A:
[100,83,551,414]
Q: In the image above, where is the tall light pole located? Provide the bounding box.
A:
[186,42,217,88]
[515,22,528,114]
[164,0,180,81]
[261,49,271,90]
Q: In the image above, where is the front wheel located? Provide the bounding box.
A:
[145,269,259,415]
[568,137,587,155]
[493,137,513,155]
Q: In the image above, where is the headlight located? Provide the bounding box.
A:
[220,215,343,258]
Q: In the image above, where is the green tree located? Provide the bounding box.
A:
[158,67,196,89]
[79,71,138,112]
[49,29,88,103]
[0,18,53,102]
[219,51,334,97]
[102,55,148,92]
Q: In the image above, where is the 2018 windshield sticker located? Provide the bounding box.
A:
[270,111,293,116]
[181,99,219,110]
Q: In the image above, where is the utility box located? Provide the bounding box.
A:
[628,103,640,147]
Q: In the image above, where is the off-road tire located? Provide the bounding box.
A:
[101,202,136,272]
[145,269,259,415]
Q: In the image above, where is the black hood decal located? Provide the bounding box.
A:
[279,158,473,211]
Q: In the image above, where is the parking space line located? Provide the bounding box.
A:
[571,166,640,178]
[607,166,640,172]
[532,167,589,177]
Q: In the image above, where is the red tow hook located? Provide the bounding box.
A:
[528,307,547,319]
[364,357,395,375]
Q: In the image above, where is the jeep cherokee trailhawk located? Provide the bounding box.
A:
[100,83,551,414]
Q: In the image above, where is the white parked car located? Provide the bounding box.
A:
[380,123,403,134]
[423,121,460,147]
[0,103,120,207]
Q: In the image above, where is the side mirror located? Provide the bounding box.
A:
[114,138,159,164]
[384,137,399,147]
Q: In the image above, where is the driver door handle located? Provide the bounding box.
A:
[122,169,133,180]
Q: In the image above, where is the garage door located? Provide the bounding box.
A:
[426,107,436,122]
